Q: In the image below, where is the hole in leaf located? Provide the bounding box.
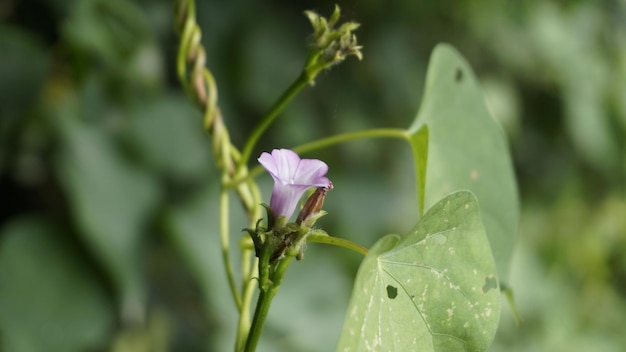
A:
[455,67,463,82]
[481,275,498,293]
[386,285,398,299]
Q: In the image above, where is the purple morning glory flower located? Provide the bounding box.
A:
[258,149,331,220]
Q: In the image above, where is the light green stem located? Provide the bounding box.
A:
[235,254,258,351]
[307,235,368,256]
[235,179,263,350]
[220,188,242,311]
[293,128,409,154]
[238,72,311,171]
[175,0,198,99]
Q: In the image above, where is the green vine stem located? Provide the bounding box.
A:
[307,234,369,256]
[237,4,363,171]
[294,128,409,154]
[244,252,295,352]
[174,2,370,350]
[174,1,261,349]
[238,73,311,171]
[219,189,242,310]
[174,0,257,216]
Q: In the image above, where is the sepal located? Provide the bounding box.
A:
[260,203,275,229]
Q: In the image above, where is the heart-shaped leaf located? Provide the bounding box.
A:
[408,44,519,280]
[337,191,500,351]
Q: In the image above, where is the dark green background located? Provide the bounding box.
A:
[1,0,625,351]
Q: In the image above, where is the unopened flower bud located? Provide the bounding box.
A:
[296,181,333,225]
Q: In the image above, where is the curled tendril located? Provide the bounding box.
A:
[174,0,257,215]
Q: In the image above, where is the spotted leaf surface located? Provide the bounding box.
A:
[337,191,499,352]
[408,44,519,281]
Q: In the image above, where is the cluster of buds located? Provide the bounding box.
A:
[303,5,363,83]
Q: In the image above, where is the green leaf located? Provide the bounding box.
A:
[63,0,150,66]
[408,44,519,280]
[337,191,500,352]
[0,216,113,352]
[0,24,49,117]
[126,95,211,179]
[55,115,159,322]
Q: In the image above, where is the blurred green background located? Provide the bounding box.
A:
[1,0,625,351]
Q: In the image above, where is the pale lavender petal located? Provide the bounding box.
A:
[271,149,300,183]
[269,184,309,220]
[294,159,330,186]
[258,152,280,181]
[258,148,331,219]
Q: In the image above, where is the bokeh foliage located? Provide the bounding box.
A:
[1,0,625,351]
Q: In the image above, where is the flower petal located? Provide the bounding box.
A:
[294,158,330,187]
[269,184,308,221]
[258,148,331,220]
[258,152,280,180]
[272,149,301,183]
